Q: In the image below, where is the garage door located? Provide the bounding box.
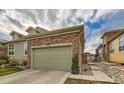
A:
[32,46,72,72]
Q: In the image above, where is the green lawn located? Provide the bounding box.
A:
[0,67,23,76]
[64,78,116,84]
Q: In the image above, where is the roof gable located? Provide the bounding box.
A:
[25,26,48,33]
[101,31,118,39]
[107,29,124,43]
[10,31,25,37]
[25,25,84,39]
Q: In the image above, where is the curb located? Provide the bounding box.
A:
[59,72,70,84]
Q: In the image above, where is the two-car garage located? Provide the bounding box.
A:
[31,46,72,72]
[27,25,84,74]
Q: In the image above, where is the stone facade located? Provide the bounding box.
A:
[27,30,84,74]
[0,48,5,55]
[101,32,118,62]
[96,62,124,83]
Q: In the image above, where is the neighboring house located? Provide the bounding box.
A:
[1,26,49,62]
[107,29,124,64]
[0,25,84,74]
[3,31,27,62]
[85,52,95,63]
[101,31,118,61]
[95,44,103,62]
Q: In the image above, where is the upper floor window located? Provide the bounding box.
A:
[8,44,15,56]
[119,35,124,51]
[12,35,16,40]
[24,42,27,55]
[109,41,114,53]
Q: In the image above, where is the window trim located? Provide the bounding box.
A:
[109,41,114,53]
[8,43,15,56]
[119,35,124,52]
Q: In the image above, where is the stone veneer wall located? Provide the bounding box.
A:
[27,31,83,73]
[96,62,124,83]
[0,48,5,55]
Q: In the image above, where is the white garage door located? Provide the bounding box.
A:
[32,46,72,72]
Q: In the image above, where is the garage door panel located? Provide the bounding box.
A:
[32,46,72,72]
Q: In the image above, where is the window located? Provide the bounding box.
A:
[119,35,124,51]
[24,42,27,55]
[8,44,15,56]
[12,35,16,40]
[109,41,114,53]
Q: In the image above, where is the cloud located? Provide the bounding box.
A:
[1,9,124,53]
[84,9,124,54]
[0,32,10,40]
[6,15,24,28]
[0,9,6,15]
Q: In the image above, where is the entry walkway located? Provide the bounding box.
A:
[69,63,115,83]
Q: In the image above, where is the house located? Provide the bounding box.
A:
[1,26,49,62]
[84,52,95,63]
[101,31,118,61]
[107,29,124,64]
[95,44,103,62]
[0,25,84,74]
[26,25,84,73]
[0,43,5,55]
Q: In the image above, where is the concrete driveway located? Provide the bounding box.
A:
[0,69,70,84]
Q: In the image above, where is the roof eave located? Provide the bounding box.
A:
[25,25,84,39]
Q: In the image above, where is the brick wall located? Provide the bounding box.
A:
[27,31,84,73]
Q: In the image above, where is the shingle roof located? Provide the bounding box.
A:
[10,31,25,37]
[96,44,102,50]
[25,25,84,39]
[107,29,124,43]
[101,30,118,39]
[25,26,48,33]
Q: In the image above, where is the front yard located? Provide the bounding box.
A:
[64,78,116,84]
[0,67,23,76]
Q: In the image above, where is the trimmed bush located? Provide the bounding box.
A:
[0,60,7,65]
[9,58,19,66]
[0,55,9,64]
[21,59,28,66]
[71,54,79,74]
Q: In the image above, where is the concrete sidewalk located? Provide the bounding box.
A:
[69,64,115,83]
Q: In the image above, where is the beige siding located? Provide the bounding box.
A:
[6,41,27,61]
[109,33,124,63]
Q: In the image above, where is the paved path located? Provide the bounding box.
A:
[0,69,70,84]
[69,63,115,83]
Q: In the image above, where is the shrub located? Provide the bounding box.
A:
[0,60,7,65]
[0,64,10,68]
[21,59,28,66]
[9,58,19,66]
[0,55,9,64]
[71,54,79,74]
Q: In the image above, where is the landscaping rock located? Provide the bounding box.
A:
[96,62,124,83]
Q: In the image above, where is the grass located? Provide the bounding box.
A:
[64,78,116,84]
[0,67,23,76]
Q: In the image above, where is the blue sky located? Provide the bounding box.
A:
[0,9,124,53]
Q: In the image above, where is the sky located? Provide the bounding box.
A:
[0,9,124,54]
